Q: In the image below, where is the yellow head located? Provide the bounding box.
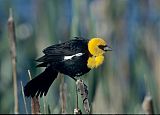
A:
[88,38,111,56]
[87,38,112,69]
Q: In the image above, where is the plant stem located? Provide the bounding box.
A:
[8,8,18,114]
[60,74,67,113]
[20,81,28,114]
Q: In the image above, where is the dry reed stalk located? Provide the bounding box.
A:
[31,97,41,114]
[73,82,82,114]
[142,75,154,114]
[7,8,18,113]
[20,81,28,114]
[76,79,90,114]
[142,94,154,114]
[28,70,40,114]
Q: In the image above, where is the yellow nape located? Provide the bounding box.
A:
[87,56,104,69]
[88,38,107,56]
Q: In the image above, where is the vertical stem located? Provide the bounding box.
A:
[76,79,90,113]
[60,74,67,113]
[8,8,18,113]
[76,83,78,109]
[142,94,154,114]
[20,81,28,114]
[143,75,154,114]
[74,79,82,114]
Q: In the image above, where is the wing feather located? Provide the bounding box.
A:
[43,38,88,55]
[36,37,89,67]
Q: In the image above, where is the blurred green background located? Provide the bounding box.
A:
[0,0,160,114]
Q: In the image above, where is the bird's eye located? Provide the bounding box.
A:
[98,45,107,50]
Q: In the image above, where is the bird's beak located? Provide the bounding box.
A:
[104,45,112,51]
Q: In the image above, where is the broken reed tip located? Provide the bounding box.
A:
[142,95,154,114]
[8,8,13,22]
[27,70,32,80]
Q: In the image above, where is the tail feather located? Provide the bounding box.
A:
[24,67,58,97]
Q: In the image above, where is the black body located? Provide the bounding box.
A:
[24,37,91,97]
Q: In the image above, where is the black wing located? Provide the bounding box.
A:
[43,37,88,55]
[36,37,89,67]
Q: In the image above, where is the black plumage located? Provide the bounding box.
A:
[24,67,58,97]
[24,37,91,97]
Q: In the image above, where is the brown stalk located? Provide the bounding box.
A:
[75,79,90,114]
[74,82,82,114]
[7,8,18,113]
[142,75,154,114]
[142,93,154,114]
[28,70,40,114]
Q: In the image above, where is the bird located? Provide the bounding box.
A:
[24,37,112,97]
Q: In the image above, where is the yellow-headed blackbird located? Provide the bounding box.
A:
[24,37,112,97]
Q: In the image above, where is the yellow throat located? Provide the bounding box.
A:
[87,38,106,69]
